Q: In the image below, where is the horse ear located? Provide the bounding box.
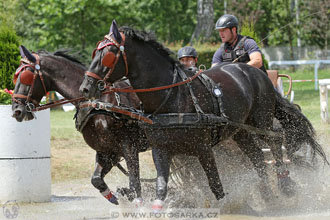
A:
[19,45,26,58]
[19,45,36,63]
[109,20,122,44]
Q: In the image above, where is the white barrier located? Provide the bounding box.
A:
[0,105,51,202]
[319,79,330,123]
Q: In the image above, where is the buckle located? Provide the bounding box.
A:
[198,64,206,71]
[97,80,106,91]
[25,102,35,112]
[105,103,113,111]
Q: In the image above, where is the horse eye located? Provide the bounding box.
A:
[87,77,95,83]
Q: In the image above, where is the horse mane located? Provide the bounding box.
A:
[53,50,85,66]
[119,26,178,64]
[37,49,85,67]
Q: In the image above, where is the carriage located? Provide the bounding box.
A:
[267,70,293,101]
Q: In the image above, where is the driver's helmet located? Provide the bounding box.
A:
[177,46,198,59]
[215,14,239,30]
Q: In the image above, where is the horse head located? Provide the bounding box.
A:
[12,45,49,122]
[80,20,129,99]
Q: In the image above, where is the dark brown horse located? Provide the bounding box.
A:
[79,21,328,209]
[11,45,149,205]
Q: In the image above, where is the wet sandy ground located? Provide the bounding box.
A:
[3,177,330,220]
[2,143,330,220]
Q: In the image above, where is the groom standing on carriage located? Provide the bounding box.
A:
[177,46,199,72]
[211,14,267,74]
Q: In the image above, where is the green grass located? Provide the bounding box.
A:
[50,110,82,140]
[280,68,330,131]
[50,109,94,182]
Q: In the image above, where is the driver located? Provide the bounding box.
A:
[211,14,267,73]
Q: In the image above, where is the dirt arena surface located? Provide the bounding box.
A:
[2,143,330,220]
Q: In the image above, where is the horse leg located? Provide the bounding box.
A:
[151,148,171,211]
[233,130,273,201]
[197,147,226,200]
[117,141,142,205]
[262,128,296,197]
[91,152,120,205]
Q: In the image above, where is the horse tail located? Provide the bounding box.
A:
[274,91,329,166]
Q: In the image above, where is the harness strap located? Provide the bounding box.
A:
[27,73,38,102]
[33,53,48,96]
[86,71,103,80]
[79,101,153,124]
[102,69,204,94]
[177,67,204,116]
[33,97,86,112]
[103,32,128,81]
[198,74,228,118]
[144,113,279,137]
[151,67,178,116]
[12,94,39,106]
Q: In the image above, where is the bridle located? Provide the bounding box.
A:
[12,55,48,112]
[85,32,128,91]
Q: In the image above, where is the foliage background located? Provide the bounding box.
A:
[0,24,20,90]
[0,0,328,65]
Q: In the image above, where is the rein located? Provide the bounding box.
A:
[102,69,204,94]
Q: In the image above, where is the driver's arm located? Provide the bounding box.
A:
[247,51,263,69]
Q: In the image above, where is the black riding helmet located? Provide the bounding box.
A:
[177,46,198,59]
[215,14,238,30]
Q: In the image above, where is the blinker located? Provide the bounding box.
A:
[102,52,116,68]
[20,70,34,85]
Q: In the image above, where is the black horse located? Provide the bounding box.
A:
[80,21,328,209]
[11,45,149,205]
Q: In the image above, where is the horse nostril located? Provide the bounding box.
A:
[13,110,22,118]
[83,88,89,95]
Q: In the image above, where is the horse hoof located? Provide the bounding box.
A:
[152,199,164,212]
[259,181,274,202]
[102,189,119,205]
[215,191,227,200]
[278,176,296,197]
[109,195,119,205]
[133,198,143,207]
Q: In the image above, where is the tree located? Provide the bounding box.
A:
[0,25,20,90]
[12,0,198,63]
[240,21,268,68]
[190,0,214,44]
[300,0,329,56]
[14,0,117,62]
[0,0,18,27]
[266,0,296,59]
[227,0,274,46]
